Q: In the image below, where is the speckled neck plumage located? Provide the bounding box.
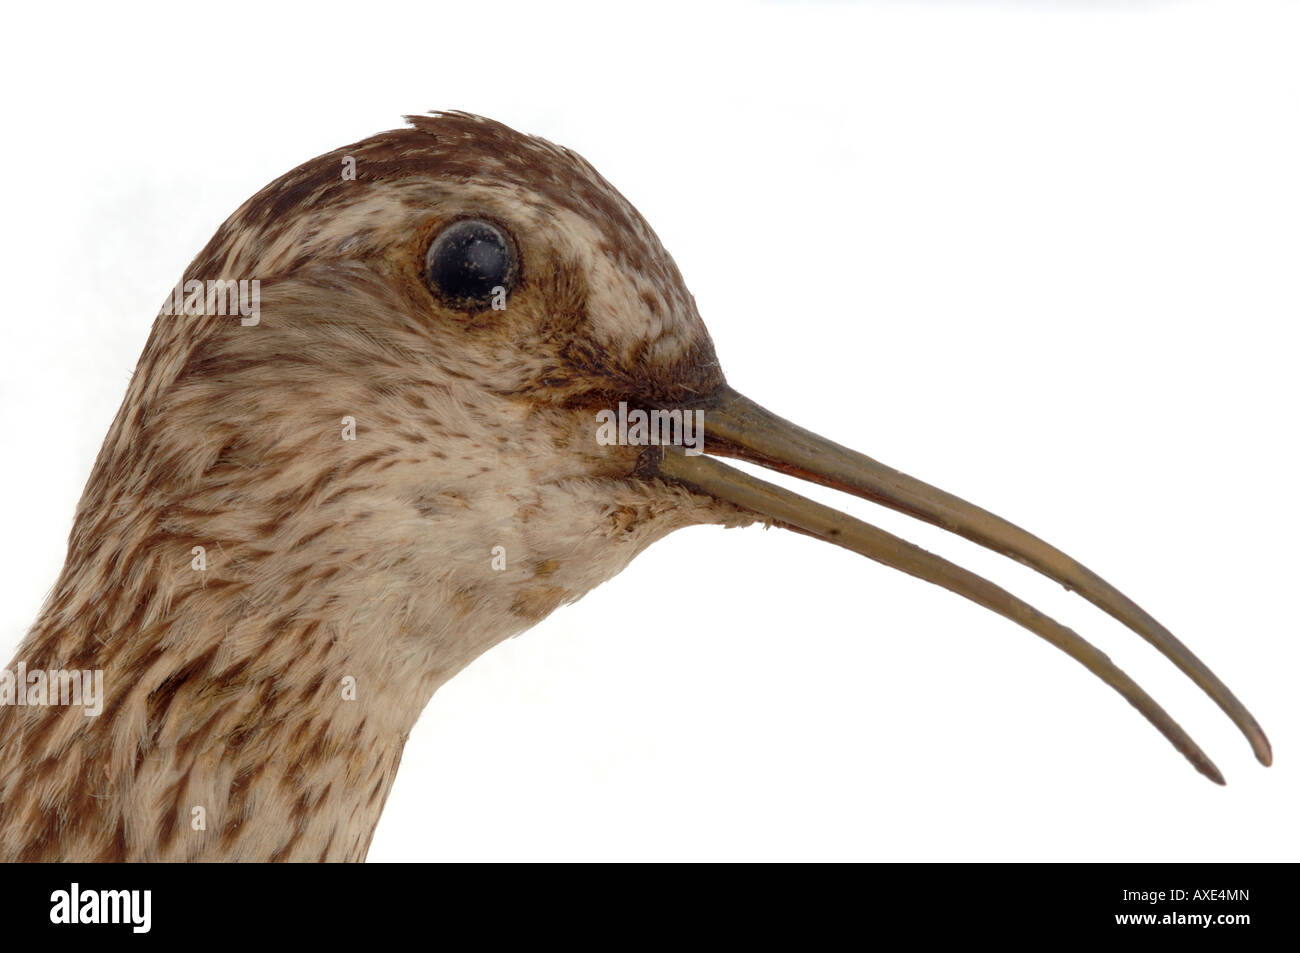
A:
[0,114,749,860]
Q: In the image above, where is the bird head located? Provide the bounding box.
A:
[0,112,1267,861]
[135,114,751,660]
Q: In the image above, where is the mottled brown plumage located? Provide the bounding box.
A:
[0,112,1269,861]
[0,113,751,860]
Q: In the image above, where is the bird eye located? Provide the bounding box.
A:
[424,219,518,310]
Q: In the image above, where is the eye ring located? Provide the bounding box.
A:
[424,218,519,311]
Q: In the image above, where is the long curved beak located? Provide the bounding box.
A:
[642,385,1270,784]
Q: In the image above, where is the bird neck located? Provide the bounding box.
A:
[0,516,452,860]
[0,371,478,860]
[0,298,735,860]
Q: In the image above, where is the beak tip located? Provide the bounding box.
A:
[1244,722,1272,766]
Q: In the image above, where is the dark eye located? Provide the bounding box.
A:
[424,219,518,309]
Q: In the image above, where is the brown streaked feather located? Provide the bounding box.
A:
[0,112,751,861]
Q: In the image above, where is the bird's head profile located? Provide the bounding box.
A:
[0,112,1270,861]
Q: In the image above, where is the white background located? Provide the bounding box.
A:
[1,0,1296,861]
